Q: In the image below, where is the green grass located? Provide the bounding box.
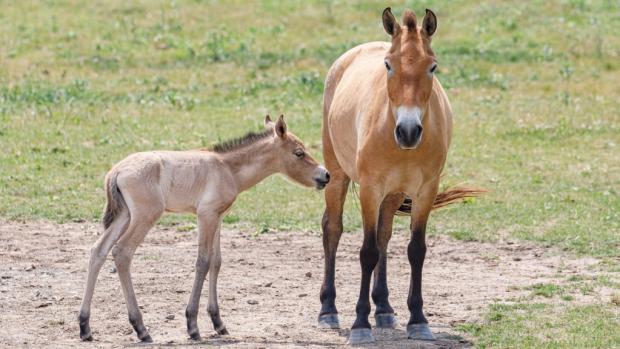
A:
[1,1,619,347]
[458,303,620,349]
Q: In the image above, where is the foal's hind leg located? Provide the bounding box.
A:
[112,205,162,343]
[186,209,222,340]
[79,211,130,341]
[372,193,405,329]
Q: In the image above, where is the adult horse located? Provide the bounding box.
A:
[318,8,480,344]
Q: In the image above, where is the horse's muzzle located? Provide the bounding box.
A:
[395,122,423,149]
[313,167,330,189]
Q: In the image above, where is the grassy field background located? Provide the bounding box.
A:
[1,1,618,347]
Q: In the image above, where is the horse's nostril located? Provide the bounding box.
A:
[415,125,423,138]
[325,171,330,182]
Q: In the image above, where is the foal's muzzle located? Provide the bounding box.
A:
[313,166,330,189]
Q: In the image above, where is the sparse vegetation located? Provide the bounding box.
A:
[1,1,618,347]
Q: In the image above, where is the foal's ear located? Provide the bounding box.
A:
[422,9,437,37]
[275,114,287,139]
[264,114,273,127]
[382,7,401,37]
[402,9,417,32]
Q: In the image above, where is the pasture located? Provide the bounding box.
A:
[1,1,618,348]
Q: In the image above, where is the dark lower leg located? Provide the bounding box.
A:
[352,235,379,329]
[407,224,428,325]
[186,255,209,340]
[319,208,344,317]
[371,253,393,315]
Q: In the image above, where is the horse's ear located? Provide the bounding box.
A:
[264,114,273,127]
[275,114,287,139]
[422,9,437,37]
[402,9,417,32]
[382,7,401,37]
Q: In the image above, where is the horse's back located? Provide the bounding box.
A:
[322,42,390,181]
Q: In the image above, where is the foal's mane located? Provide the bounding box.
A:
[210,128,272,153]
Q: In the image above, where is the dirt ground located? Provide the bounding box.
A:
[0,221,602,348]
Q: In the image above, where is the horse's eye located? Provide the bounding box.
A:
[430,64,438,74]
[294,149,305,158]
[384,60,391,71]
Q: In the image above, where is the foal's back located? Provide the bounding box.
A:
[112,151,228,214]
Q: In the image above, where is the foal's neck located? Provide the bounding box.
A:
[218,140,279,192]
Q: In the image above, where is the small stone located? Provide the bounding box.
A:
[36,302,52,308]
[165,314,175,320]
[305,272,312,278]
[247,300,259,305]
[264,282,273,287]
[110,267,117,273]
[25,265,35,272]
[512,257,522,261]
[298,293,308,297]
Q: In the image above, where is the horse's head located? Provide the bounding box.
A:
[382,7,438,150]
[265,115,330,189]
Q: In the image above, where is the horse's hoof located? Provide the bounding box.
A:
[80,333,93,342]
[318,313,340,329]
[188,331,201,341]
[216,326,229,335]
[140,334,153,343]
[347,328,375,345]
[375,313,397,329]
[407,323,435,341]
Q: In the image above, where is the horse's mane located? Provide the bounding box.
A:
[210,128,272,153]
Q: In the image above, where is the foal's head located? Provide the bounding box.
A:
[382,7,438,149]
[266,115,330,189]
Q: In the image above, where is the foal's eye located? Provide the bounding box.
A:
[430,64,438,74]
[293,149,305,158]
[384,60,391,71]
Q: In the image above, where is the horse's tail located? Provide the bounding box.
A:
[102,171,127,229]
[397,186,486,215]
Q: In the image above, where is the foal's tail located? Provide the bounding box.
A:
[397,186,486,215]
[102,171,127,229]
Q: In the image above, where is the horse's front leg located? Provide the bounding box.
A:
[186,210,221,340]
[407,181,439,341]
[348,184,383,345]
[372,193,405,329]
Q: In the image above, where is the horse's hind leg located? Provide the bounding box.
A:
[372,193,405,329]
[207,221,227,335]
[112,204,162,343]
[78,210,130,341]
[318,140,350,329]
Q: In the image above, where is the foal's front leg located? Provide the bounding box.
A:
[186,211,221,340]
[206,221,228,335]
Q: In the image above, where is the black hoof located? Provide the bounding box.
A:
[318,313,340,329]
[80,333,93,342]
[140,334,153,343]
[216,326,229,335]
[188,331,201,341]
[375,313,397,329]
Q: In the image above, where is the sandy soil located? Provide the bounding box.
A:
[0,221,602,348]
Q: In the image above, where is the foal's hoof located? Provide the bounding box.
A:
[188,331,201,341]
[407,323,435,341]
[375,313,397,329]
[347,328,375,345]
[216,325,229,335]
[318,313,340,329]
[139,334,153,343]
[80,333,93,342]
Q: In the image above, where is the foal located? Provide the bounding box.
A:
[78,115,329,342]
